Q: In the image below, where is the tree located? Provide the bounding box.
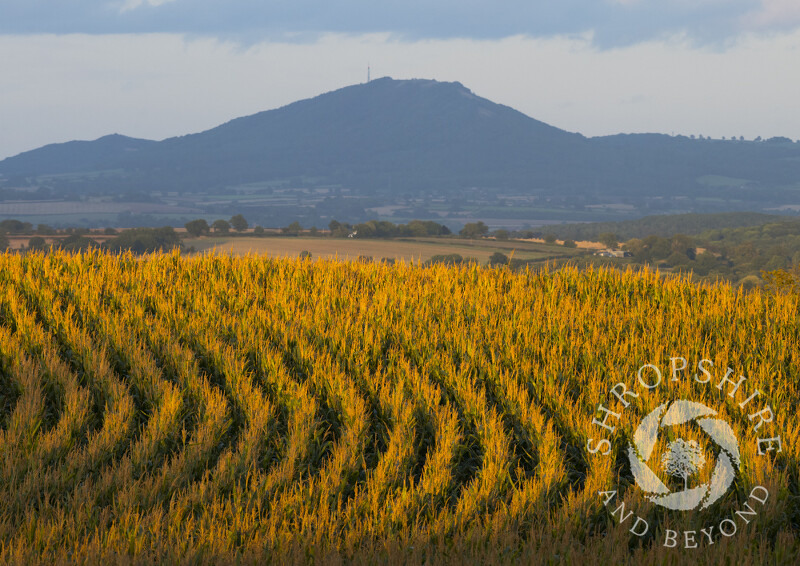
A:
[598,232,619,249]
[543,233,557,245]
[488,251,509,266]
[623,238,645,259]
[667,251,690,267]
[0,219,32,234]
[58,234,99,253]
[0,233,8,251]
[494,229,509,241]
[253,225,265,235]
[460,221,488,239]
[28,236,47,251]
[762,265,800,294]
[694,251,719,277]
[562,239,577,248]
[671,234,695,259]
[406,219,450,237]
[329,220,353,238]
[104,227,181,254]
[661,439,706,491]
[185,219,210,237]
[353,221,377,238]
[212,219,230,234]
[739,275,763,291]
[643,235,671,259]
[282,221,303,236]
[230,214,248,232]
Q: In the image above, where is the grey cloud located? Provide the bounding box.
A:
[0,0,779,47]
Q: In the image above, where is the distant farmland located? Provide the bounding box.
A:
[0,201,199,216]
[185,236,586,263]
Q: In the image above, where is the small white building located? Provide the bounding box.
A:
[594,249,632,258]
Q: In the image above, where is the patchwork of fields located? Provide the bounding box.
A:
[185,236,585,264]
[0,251,797,564]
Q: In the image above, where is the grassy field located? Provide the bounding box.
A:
[0,250,797,564]
[185,235,586,263]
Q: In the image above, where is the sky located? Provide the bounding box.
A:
[1,1,800,160]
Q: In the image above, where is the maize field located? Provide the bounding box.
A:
[0,250,797,564]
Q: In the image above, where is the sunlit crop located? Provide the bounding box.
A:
[0,250,797,564]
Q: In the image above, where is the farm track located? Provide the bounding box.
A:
[0,250,798,564]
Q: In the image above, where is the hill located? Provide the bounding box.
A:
[0,134,156,176]
[2,78,800,228]
[540,211,788,241]
[0,78,585,192]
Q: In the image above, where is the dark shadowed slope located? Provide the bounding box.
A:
[0,134,156,176]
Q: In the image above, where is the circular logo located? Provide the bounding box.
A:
[627,399,741,511]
